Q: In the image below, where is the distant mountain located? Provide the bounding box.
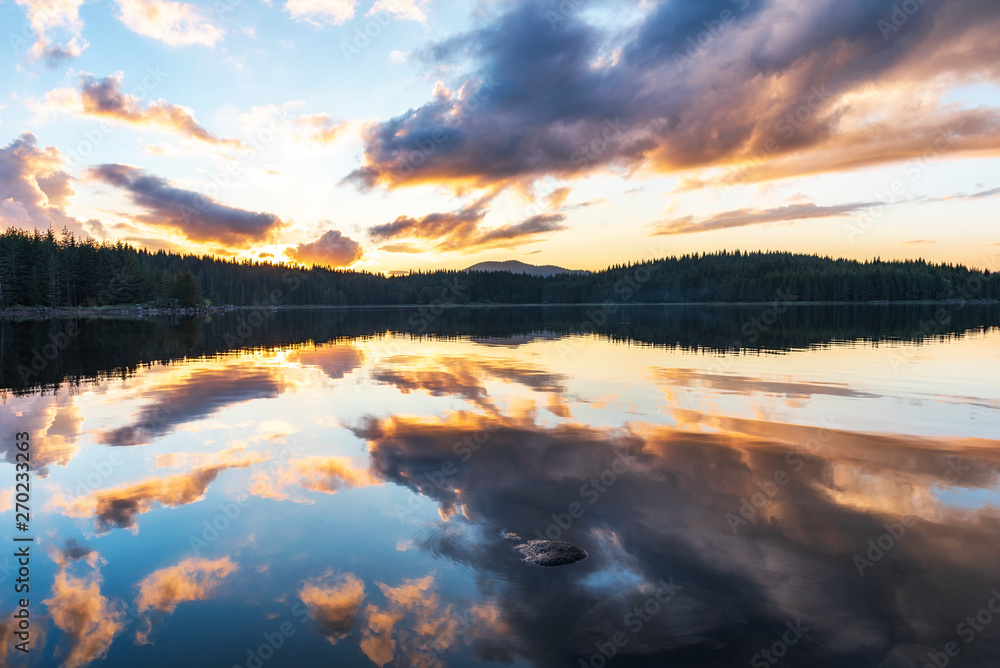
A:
[464,260,586,277]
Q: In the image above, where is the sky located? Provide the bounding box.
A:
[1,0,999,273]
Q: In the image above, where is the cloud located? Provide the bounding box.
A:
[285,229,365,267]
[966,185,1000,199]
[348,0,1000,192]
[13,0,88,64]
[297,572,366,643]
[371,354,567,416]
[368,0,429,23]
[544,186,571,209]
[55,450,266,532]
[44,570,125,668]
[250,455,378,502]
[0,133,85,234]
[353,572,507,667]
[289,343,365,379]
[95,367,287,445]
[902,239,936,245]
[651,368,881,400]
[49,538,101,568]
[88,164,284,245]
[44,74,243,147]
[370,193,566,253]
[351,406,1000,665]
[471,213,566,249]
[114,0,224,46]
[0,385,84,476]
[135,557,239,643]
[297,569,500,666]
[370,195,490,243]
[294,113,351,144]
[650,201,880,236]
[35,38,87,66]
[284,0,357,25]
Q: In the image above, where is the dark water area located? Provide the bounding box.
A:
[3,303,997,395]
[1,305,999,667]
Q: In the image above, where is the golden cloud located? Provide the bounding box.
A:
[135,556,239,644]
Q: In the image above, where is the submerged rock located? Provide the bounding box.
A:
[514,540,588,567]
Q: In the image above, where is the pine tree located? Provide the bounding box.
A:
[171,269,201,307]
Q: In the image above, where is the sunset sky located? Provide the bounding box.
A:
[2,0,999,273]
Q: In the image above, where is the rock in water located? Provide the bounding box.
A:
[515,540,588,567]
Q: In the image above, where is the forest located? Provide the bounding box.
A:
[1,228,997,309]
[5,304,998,395]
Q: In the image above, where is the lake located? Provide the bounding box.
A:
[2,304,999,668]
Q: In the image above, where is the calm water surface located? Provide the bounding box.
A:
[1,306,999,668]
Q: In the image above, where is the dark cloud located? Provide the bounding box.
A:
[371,354,567,414]
[88,163,283,245]
[41,40,85,67]
[49,538,98,568]
[369,193,566,252]
[473,213,566,247]
[78,74,243,147]
[347,0,1000,191]
[651,201,880,236]
[96,367,286,446]
[285,229,364,267]
[352,409,1000,666]
[370,194,490,243]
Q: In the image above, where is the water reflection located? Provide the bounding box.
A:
[0,308,998,667]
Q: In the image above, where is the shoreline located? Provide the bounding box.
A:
[2,299,998,319]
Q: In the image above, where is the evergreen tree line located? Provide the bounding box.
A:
[4,304,997,396]
[2,228,997,309]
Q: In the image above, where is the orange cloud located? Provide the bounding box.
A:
[358,574,509,668]
[289,343,365,380]
[56,450,266,532]
[285,230,365,268]
[135,557,239,643]
[0,133,87,236]
[298,572,366,644]
[294,113,352,144]
[44,570,125,668]
[250,455,378,502]
[39,73,241,147]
